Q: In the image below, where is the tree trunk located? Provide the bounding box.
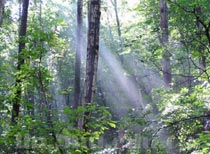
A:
[0,0,5,26]
[84,0,101,106]
[11,0,29,124]
[196,7,206,74]
[111,0,123,62]
[74,0,83,109]
[160,0,171,87]
[160,1,180,153]
[83,0,101,149]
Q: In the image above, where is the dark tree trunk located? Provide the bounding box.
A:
[84,0,101,106]
[74,0,83,109]
[0,0,5,26]
[11,0,29,124]
[160,0,171,87]
[83,0,101,149]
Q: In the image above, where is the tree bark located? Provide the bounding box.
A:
[11,0,29,124]
[74,0,83,109]
[84,0,101,106]
[160,0,171,87]
[83,0,101,149]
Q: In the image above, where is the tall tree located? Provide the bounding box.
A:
[11,0,29,124]
[160,0,180,153]
[74,0,83,109]
[160,0,171,87]
[83,0,101,148]
[84,0,101,108]
[111,0,123,62]
[0,0,5,26]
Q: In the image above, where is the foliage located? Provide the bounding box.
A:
[0,103,116,153]
[118,108,166,154]
[155,83,210,153]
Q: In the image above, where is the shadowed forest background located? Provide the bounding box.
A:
[0,0,210,153]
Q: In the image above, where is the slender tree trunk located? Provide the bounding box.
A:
[83,0,101,149]
[0,0,5,26]
[160,1,180,153]
[196,7,206,74]
[11,0,29,124]
[104,8,115,48]
[160,0,171,87]
[74,0,83,109]
[111,0,123,62]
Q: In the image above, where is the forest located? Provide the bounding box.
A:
[0,0,210,153]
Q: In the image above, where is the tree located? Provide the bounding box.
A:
[160,0,171,87]
[11,0,29,124]
[74,0,83,109]
[0,0,5,26]
[167,0,210,83]
[83,0,101,148]
[111,0,123,62]
[84,0,101,109]
[196,6,206,74]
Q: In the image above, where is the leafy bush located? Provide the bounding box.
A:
[0,103,116,153]
[156,83,210,153]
